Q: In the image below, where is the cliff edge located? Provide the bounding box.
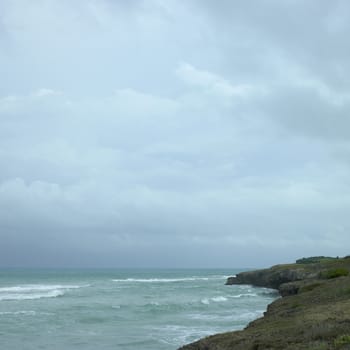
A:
[179,256,350,350]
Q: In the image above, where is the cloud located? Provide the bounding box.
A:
[32,88,62,98]
[1,0,350,267]
[260,81,350,140]
[176,62,256,98]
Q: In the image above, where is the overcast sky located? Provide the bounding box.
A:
[1,0,350,268]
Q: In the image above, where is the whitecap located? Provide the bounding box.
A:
[230,293,258,298]
[188,313,220,321]
[112,277,210,283]
[0,310,36,316]
[211,296,228,302]
[0,284,90,302]
[0,289,65,301]
[0,284,90,293]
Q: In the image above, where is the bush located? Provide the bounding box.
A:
[300,283,322,293]
[320,268,349,279]
[306,341,329,350]
[334,334,350,348]
[296,256,336,264]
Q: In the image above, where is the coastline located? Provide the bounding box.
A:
[179,256,350,350]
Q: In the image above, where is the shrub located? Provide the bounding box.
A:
[334,334,350,348]
[296,256,336,264]
[320,268,349,279]
[306,341,329,350]
[300,283,322,293]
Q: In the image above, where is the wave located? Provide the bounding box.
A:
[0,284,90,302]
[200,296,228,305]
[0,310,55,316]
[235,310,265,321]
[211,296,228,302]
[0,310,37,316]
[155,324,218,346]
[0,290,65,301]
[0,284,89,293]
[230,293,258,298]
[111,277,220,283]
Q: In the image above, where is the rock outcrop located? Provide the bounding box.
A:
[225,263,322,295]
[179,256,350,350]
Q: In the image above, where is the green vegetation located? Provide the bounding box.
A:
[300,282,322,293]
[296,256,337,264]
[180,256,350,350]
[334,334,350,348]
[306,341,329,350]
[320,268,349,279]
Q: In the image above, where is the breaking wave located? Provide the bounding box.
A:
[231,293,258,298]
[200,296,228,304]
[0,284,89,301]
[112,276,226,283]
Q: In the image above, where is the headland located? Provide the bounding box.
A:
[179,256,350,350]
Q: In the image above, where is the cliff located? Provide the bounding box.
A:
[179,256,350,350]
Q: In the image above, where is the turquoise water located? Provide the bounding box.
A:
[0,269,277,349]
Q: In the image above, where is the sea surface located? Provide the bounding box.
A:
[0,269,278,350]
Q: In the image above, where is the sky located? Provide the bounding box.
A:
[1,0,350,268]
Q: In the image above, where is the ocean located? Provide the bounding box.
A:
[0,269,278,350]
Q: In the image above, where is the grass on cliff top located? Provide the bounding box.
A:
[182,275,350,350]
[270,257,350,274]
[296,256,339,264]
[181,257,350,350]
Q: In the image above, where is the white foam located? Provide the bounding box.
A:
[0,310,36,316]
[211,296,228,302]
[188,313,216,320]
[235,310,265,321]
[0,284,89,293]
[112,277,210,283]
[0,289,65,301]
[200,298,210,305]
[154,324,219,346]
[0,284,90,302]
[230,293,258,298]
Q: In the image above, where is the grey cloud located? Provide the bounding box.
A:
[195,0,350,94]
[260,84,350,140]
[1,1,350,268]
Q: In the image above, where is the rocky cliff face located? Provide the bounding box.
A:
[225,264,320,295]
[179,257,350,350]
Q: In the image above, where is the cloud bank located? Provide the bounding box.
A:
[1,0,350,267]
